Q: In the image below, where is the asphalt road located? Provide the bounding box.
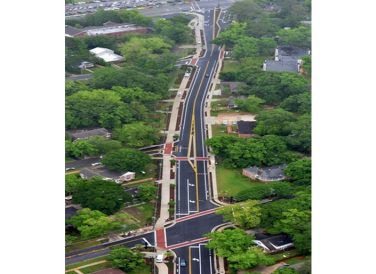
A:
[65,157,101,170]
[65,232,154,265]
[175,8,221,218]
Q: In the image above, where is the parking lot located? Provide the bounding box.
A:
[65,0,185,16]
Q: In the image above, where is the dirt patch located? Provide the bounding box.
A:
[213,113,256,125]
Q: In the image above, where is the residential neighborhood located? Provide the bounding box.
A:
[64,1,312,274]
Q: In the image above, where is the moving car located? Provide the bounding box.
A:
[180,258,187,267]
[156,254,164,263]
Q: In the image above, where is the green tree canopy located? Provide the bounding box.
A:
[227,246,275,270]
[235,95,265,113]
[254,109,296,136]
[114,122,160,148]
[155,16,192,44]
[86,136,123,155]
[280,92,311,114]
[137,184,158,202]
[102,148,151,172]
[65,174,84,196]
[235,182,294,202]
[277,26,311,48]
[206,228,253,258]
[273,267,299,274]
[65,140,98,159]
[287,113,311,153]
[109,246,146,272]
[68,208,119,239]
[285,158,311,185]
[216,200,261,229]
[272,208,311,254]
[73,178,131,214]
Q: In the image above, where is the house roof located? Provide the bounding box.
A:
[69,128,110,140]
[89,47,124,63]
[264,46,309,73]
[243,164,287,181]
[65,25,85,37]
[254,233,293,252]
[65,206,78,220]
[237,120,257,134]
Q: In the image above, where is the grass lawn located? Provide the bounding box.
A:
[210,99,229,116]
[270,249,301,262]
[130,264,152,274]
[216,164,262,197]
[80,261,112,274]
[222,60,240,73]
[66,256,108,270]
[122,202,154,227]
[211,124,228,137]
[65,238,107,254]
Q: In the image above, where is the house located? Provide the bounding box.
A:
[78,61,94,70]
[237,120,257,138]
[65,206,78,220]
[69,128,111,141]
[253,233,294,253]
[65,25,86,37]
[263,46,310,73]
[89,47,124,63]
[65,22,149,38]
[118,172,136,182]
[242,164,287,182]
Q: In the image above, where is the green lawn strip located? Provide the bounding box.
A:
[211,124,228,137]
[65,238,107,254]
[65,271,77,274]
[270,249,301,262]
[129,264,152,274]
[222,60,240,73]
[66,256,109,270]
[80,261,112,274]
[216,165,263,197]
[122,202,154,227]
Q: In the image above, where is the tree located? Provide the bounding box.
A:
[285,158,311,185]
[65,174,84,196]
[302,56,311,77]
[272,209,311,254]
[155,16,192,44]
[73,178,131,214]
[277,26,311,48]
[260,191,311,229]
[102,148,151,172]
[235,95,265,113]
[235,182,294,201]
[287,114,311,153]
[65,80,89,96]
[216,200,261,229]
[68,208,119,239]
[65,140,98,159]
[206,228,253,258]
[213,22,247,47]
[65,89,124,129]
[86,136,122,155]
[273,268,299,274]
[254,109,296,136]
[114,122,160,148]
[109,246,145,272]
[137,184,157,202]
[280,92,311,114]
[227,246,275,270]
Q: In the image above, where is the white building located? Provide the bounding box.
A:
[118,172,136,182]
[89,47,124,63]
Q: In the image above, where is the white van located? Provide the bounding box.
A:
[155,254,164,263]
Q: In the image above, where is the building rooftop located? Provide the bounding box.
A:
[243,164,287,181]
[237,120,257,135]
[264,46,310,73]
[65,206,78,220]
[65,25,85,37]
[253,233,293,252]
[89,47,124,63]
[69,128,110,140]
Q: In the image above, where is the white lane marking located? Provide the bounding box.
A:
[187,179,190,212]
[182,67,201,133]
[198,243,202,274]
[142,237,152,247]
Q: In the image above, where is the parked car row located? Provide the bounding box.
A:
[65,0,171,16]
